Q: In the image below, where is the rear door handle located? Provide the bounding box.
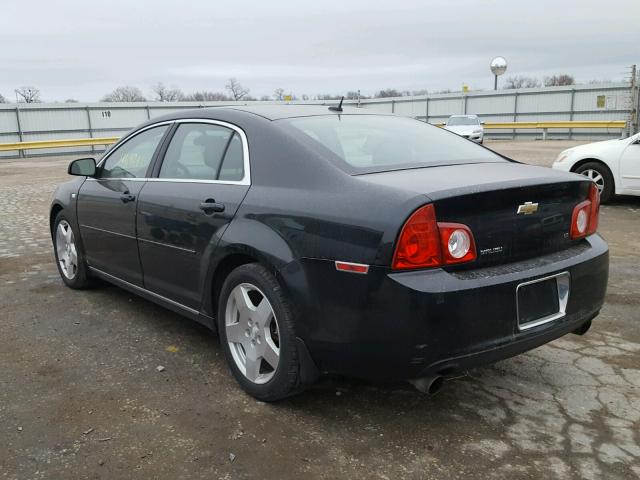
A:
[199,198,225,214]
[120,193,136,203]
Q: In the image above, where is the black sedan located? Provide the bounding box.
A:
[50,105,609,400]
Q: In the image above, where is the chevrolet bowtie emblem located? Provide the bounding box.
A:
[517,202,539,215]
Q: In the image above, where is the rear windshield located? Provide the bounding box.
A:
[280,115,504,174]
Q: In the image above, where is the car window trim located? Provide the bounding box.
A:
[152,119,251,186]
[94,118,251,186]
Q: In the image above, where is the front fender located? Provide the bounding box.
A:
[49,177,85,235]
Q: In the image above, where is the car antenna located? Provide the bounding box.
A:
[328,96,344,112]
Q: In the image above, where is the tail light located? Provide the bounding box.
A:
[570,183,600,239]
[392,204,476,270]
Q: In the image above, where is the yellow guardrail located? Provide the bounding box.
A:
[0,120,628,152]
[0,137,119,152]
[481,120,627,129]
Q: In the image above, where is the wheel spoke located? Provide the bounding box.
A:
[262,340,279,369]
[226,321,246,344]
[68,246,78,269]
[56,224,66,247]
[233,285,252,315]
[593,173,603,184]
[244,353,261,381]
[254,297,272,326]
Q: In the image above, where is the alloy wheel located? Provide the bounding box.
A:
[581,168,605,193]
[225,283,280,384]
[56,220,78,279]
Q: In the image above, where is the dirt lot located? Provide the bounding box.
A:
[1,141,639,479]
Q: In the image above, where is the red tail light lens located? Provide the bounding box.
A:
[392,204,442,269]
[587,182,599,235]
[392,204,477,270]
[570,183,600,239]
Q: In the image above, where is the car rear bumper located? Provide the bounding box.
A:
[283,234,608,380]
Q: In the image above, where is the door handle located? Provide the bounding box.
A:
[199,198,225,214]
[120,193,136,203]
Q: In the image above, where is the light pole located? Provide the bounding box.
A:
[490,57,507,90]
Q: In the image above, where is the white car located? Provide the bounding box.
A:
[552,132,640,203]
[444,115,484,143]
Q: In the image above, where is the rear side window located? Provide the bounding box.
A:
[280,115,504,174]
[159,123,244,181]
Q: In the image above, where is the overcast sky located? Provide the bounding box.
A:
[1,0,638,102]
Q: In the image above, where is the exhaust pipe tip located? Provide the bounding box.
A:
[409,375,445,395]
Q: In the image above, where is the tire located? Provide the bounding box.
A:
[217,263,301,401]
[52,211,93,289]
[575,161,614,204]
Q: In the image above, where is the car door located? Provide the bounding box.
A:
[77,123,171,286]
[620,135,640,192]
[136,120,250,309]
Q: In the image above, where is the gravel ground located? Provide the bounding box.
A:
[1,141,639,479]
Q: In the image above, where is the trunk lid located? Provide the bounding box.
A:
[359,162,592,268]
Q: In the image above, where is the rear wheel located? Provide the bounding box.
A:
[217,263,301,401]
[575,161,614,203]
[53,212,92,289]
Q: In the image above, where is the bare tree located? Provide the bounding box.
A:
[65,99,79,103]
[375,88,402,98]
[182,91,230,102]
[544,74,575,87]
[260,95,271,101]
[503,76,541,89]
[225,78,250,101]
[0,93,6,103]
[588,78,614,85]
[273,88,285,101]
[102,86,146,102]
[15,86,41,103]
[153,82,184,102]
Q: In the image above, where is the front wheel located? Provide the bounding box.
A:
[575,161,614,203]
[217,263,302,401]
[53,212,92,289]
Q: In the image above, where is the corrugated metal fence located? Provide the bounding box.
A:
[0,82,636,158]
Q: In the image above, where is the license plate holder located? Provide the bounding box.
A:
[516,272,570,330]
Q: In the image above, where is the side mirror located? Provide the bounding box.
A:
[68,158,96,177]
[480,121,486,125]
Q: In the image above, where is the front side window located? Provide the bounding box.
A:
[99,125,169,179]
[159,123,244,181]
[280,115,503,174]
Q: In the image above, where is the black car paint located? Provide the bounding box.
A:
[51,106,609,382]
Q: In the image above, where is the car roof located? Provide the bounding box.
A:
[182,104,385,121]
